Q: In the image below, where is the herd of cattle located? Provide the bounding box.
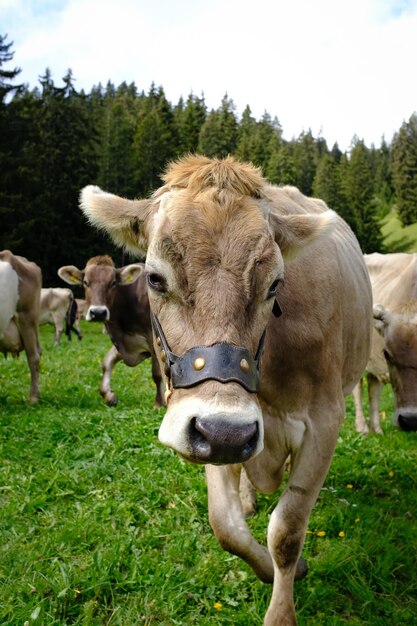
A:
[1,155,416,625]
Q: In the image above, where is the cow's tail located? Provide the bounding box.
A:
[65,294,77,340]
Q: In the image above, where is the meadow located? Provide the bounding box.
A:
[1,322,416,626]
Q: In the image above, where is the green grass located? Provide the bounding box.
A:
[381,210,417,252]
[1,324,416,625]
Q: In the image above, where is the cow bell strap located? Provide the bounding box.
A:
[150,298,281,393]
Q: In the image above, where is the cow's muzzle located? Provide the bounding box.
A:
[397,412,417,432]
[87,305,110,322]
[188,415,259,464]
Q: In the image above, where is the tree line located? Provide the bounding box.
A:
[1,34,417,285]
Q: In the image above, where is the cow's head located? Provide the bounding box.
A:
[79,155,337,463]
[58,256,143,322]
[374,300,417,431]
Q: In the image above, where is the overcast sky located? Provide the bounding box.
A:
[2,0,417,151]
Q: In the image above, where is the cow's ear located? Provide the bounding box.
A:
[373,304,391,335]
[118,263,144,285]
[269,210,338,259]
[58,265,83,285]
[80,186,157,254]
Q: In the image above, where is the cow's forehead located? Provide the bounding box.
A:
[85,263,116,281]
[149,189,277,270]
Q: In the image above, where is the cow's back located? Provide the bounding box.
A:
[365,252,417,306]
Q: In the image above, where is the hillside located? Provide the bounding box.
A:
[381,210,417,252]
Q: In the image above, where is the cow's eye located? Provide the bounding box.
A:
[267,278,281,299]
[147,272,166,293]
[83,279,89,287]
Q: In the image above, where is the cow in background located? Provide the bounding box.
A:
[77,155,372,625]
[353,252,417,434]
[58,256,164,408]
[0,250,42,403]
[40,287,78,345]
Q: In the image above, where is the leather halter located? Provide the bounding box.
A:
[151,299,282,393]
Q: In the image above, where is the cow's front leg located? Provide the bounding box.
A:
[151,353,165,408]
[352,379,369,434]
[100,344,123,406]
[206,463,274,583]
[367,373,384,434]
[265,413,341,626]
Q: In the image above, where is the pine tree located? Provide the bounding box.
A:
[198,94,237,158]
[392,114,417,225]
[0,34,22,102]
[345,139,383,251]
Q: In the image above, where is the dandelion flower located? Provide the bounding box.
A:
[338,531,345,538]
[355,517,360,523]
[388,471,395,478]
[213,602,222,610]
[346,484,353,489]
[316,531,326,537]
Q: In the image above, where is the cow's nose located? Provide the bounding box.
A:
[398,413,417,432]
[188,416,259,464]
[87,306,109,322]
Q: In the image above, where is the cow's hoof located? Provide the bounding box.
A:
[295,556,308,581]
[104,393,118,407]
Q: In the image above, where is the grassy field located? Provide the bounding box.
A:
[1,323,416,626]
[381,210,417,252]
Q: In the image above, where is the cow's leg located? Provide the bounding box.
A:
[18,320,41,403]
[52,314,64,346]
[352,379,369,434]
[151,354,165,408]
[100,344,123,406]
[206,463,274,582]
[264,411,341,626]
[368,373,384,434]
[239,466,257,517]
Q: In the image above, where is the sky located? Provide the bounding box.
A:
[1,0,417,151]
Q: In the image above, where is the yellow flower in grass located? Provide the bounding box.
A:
[388,470,395,478]
[213,602,222,610]
[346,484,353,489]
[338,531,346,538]
[355,517,360,523]
[316,531,326,537]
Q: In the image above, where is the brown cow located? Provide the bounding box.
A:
[0,250,42,403]
[78,156,372,625]
[58,256,164,408]
[353,252,417,434]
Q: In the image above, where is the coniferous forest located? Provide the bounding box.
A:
[1,34,417,285]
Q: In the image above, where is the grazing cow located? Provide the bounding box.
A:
[78,155,372,625]
[58,256,164,408]
[40,287,76,345]
[353,252,417,434]
[0,250,42,403]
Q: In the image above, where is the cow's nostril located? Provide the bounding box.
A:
[189,416,258,464]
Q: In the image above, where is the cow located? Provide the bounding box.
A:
[0,250,42,403]
[58,256,164,408]
[352,252,417,434]
[39,287,77,345]
[78,155,372,625]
